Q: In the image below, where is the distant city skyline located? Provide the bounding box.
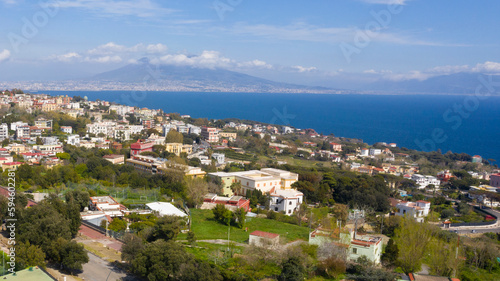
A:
[1,0,500,89]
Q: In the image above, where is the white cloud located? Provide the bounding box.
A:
[0,49,11,62]
[291,66,318,73]
[146,43,168,54]
[85,55,123,63]
[87,42,168,56]
[156,51,233,69]
[55,0,175,18]
[237,60,273,70]
[370,61,500,82]
[49,52,81,62]
[471,61,500,73]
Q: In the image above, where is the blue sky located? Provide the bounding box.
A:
[1,0,500,87]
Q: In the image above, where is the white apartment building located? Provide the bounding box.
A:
[411,174,441,189]
[0,123,8,141]
[66,134,80,146]
[369,148,382,156]
[33,144,64,156]
[16,125,30,140]
[128,125,144,135]
[269,188,304,215]
[114,126,131,141]
[10,121,28,131]
[395,200,431,223]
[86,121,117,137]
[60,126,73,134]
[109,105,133,116]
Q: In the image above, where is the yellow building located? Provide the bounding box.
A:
[219,132,237,141]
[126,155,205,178]
[165,143,193,156]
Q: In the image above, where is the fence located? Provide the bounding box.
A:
[446,206,498,228]
[81,220,126,243]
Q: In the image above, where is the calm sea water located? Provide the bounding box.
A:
[44,91,500,163]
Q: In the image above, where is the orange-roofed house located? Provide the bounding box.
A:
[330,142,342,152]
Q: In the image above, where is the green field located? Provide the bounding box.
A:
[180,209,310,244]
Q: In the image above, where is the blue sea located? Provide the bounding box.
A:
[44,91,500,163]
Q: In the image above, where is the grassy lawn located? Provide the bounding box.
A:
[180,209,310,244]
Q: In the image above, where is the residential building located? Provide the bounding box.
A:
[395,200,431,223]
[34,118,52,130]
[187,124,201,135]
[66,134,80,146]
[490,173,500,187]
[29,126,43,138]
[309,227,383,264]
[437,170,454,182]
[33,144,63,156]
[269,188,304,215]
[472,155,482,163]
[359,148,369,157]
[10,121,28,131]
[212,153,225,164]
[201,126,219,143]
[41,136,60,145]
[89,196,124,217]
[219,132,237,141]
[165,142,193,156]
[209,168,298,195]
[126,155,206,178]
[330,142,342,152]
[2,161,23,171]
[60,126,73,134]
[202,194,251,212]
[141,118,155,129]
[249,231,280,247]
[16,125,30,140]
[130,140,154,156]
[411,174,441,189]
[369,148,382,156]
[0,123,8,141]
[103,154,125,165]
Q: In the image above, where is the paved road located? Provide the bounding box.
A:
[78,252,138,281]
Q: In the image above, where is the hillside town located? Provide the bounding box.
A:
[0,89,499,281]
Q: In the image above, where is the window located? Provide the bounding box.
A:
[352,248,357,254]
[289,201,292,205]
[275,207,278,211]
[276,199,279,203]
[288,210,291,214]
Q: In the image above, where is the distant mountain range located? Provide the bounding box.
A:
[81,58,337,93]
[364,72,500,95]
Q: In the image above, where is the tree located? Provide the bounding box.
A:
[233,207,246,229]
[148,215,183,242]
[393,216,433,274]
[58,240,89,272]
[381,238,398,266]
[121,234,144,263]
[280,256,305,281]
[15,241,46,269]
[165,130,183,143]
[108,217,127,232]
[65,190,90,211]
